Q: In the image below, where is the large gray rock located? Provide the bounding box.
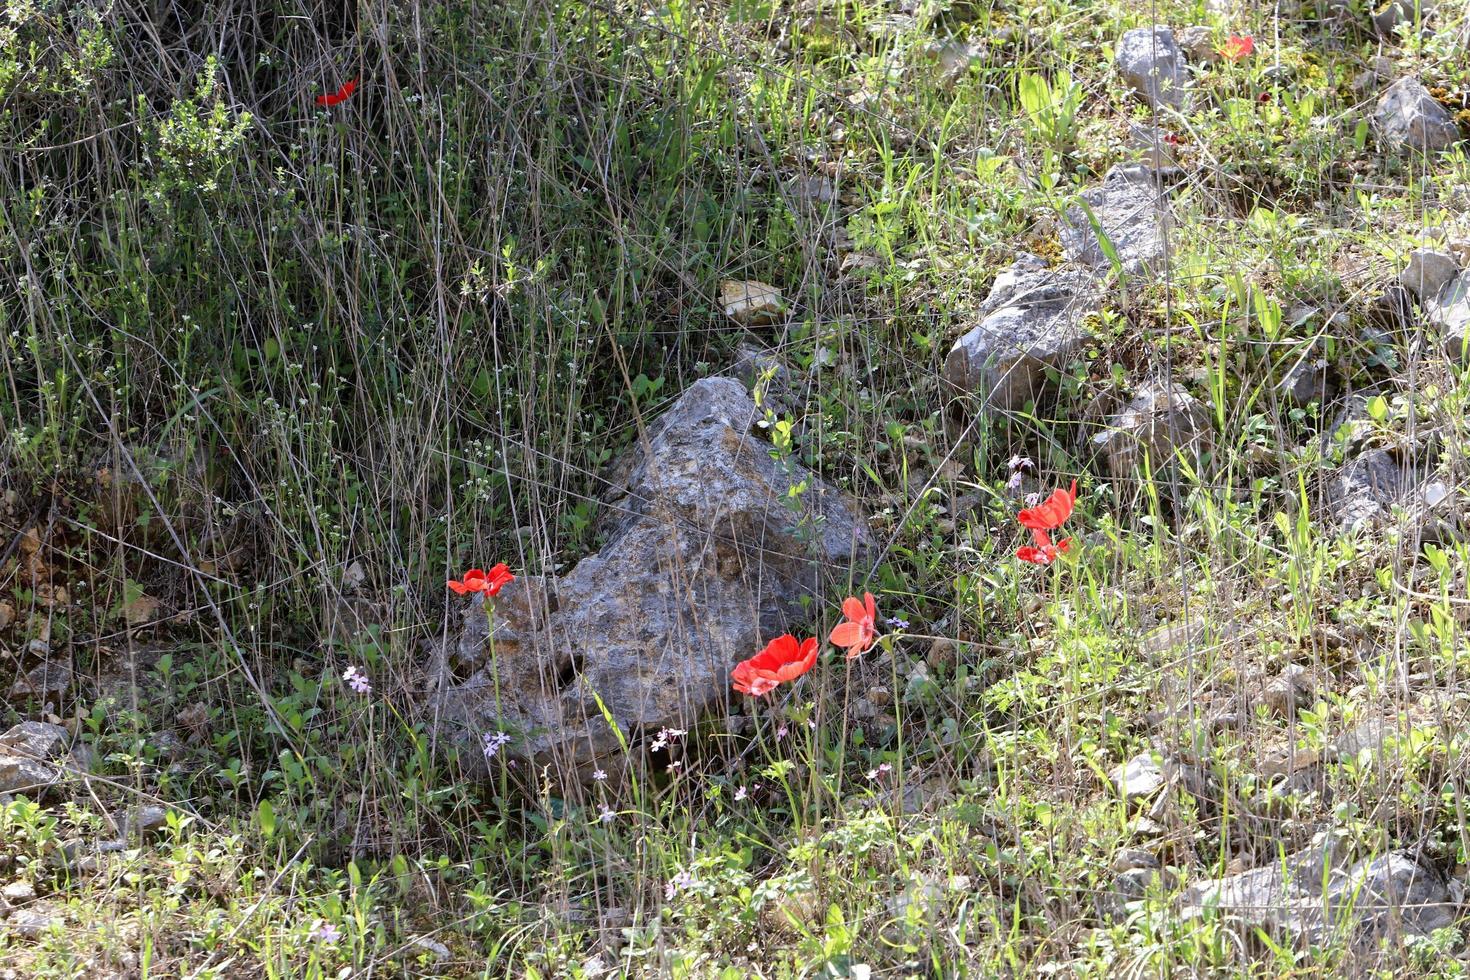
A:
[1116,27,1190,111]
[1399,248,1460,302]
[1182,838,1459,955]
[431,378,870,786]
[1062,166,1173,276]
[1426,271,1470,361]
[1092,380,1213,477]
[942,254,1100,412]
[1374,78,1460,153]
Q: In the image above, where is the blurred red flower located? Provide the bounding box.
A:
[1220,35,1254,62]
[316,78,358,107]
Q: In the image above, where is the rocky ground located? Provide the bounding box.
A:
[4,0,1470,976]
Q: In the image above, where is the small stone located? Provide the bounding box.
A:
[1111,848,1161,874]
[1366,284,1415,329]
[0,603,12,631]
[1276,357,1332,407]
[1400,248,1460,301]
[1,881,35,902]
[1116,27,1190,111]
[7,907,55,939]
[1112,752,1166,803]
[926,638,957,669]
[867,685,893,706]
[1262,665,1316,718]
[1176,26,1218,63]
[719,280,785,325]
[1374,78,1461,153]
[8,661,71,702]
[405,936,451,962]
[1092,379,1213,477]
[784,174,837,206]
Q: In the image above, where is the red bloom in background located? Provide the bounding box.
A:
[316,78,358,107]
[448,564,515,596]
[1220,35,1254,62]
[731,635,819,697]
[1016,528,1072,565]
[829,592,878,659]
[1017,480,1078,531]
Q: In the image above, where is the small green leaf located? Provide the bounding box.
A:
[256,799,275,839]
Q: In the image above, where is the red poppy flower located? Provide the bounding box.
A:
[316,78,358,107]
[731,635,819,697]
[1219,35,1254,63]
[448,563,515,596]
[1016,527,1072,565]
[829,592,877,659]
[1017,480,1078,531]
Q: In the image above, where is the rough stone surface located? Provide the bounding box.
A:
[0,755,58,796]
[1128,123,1184,169]
[1116,27,1190,111]
[1061,166,1172,276]
[431,378,870,785]
[1262,666,1315,718]
[1374,78,1460,153]
[1,880,35,902]
[942,254,1100,411]
[1175,26,1217,63]
[1182,838,1458,954]
[1112,752,1166,803]
[1400,248,1460,302]
[1093,380,1213,477]
[1326,448,1418,530]
[1427,271,1470,361]
[1276,356,1333,408]
[7,907,56,939]
[730,344,796,411]
[0,722,68,762]
[8,661,71,703]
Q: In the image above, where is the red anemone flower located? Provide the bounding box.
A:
[316,78,358,107]
[829,592,878,659]
[1219,35,1254,63]
[1017,480,1078,531]
[731,635,819,697]
[448,563,515,597]
[1016,528,1072,565]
